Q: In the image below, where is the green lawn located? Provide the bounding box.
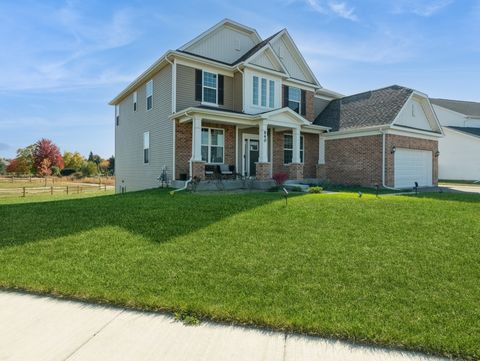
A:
[0,190,479,359]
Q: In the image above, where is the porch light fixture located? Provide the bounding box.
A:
[435,150,440,157]
[391,146,396,154]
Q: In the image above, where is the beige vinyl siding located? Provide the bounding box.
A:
[115,64,173,192]
[176,64,234,112]
[183,26,256,64]
[233,72,243,112]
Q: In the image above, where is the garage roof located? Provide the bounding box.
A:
[430,98,480,117]
[446,126,480,138]
[313,85,414,131]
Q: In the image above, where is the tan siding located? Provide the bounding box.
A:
[233,72,243,112]
[176,64,234,112]
[115,64,173,192]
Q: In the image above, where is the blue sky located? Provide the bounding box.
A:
[1,0,479,159]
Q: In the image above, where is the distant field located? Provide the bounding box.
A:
[0,177,114,198]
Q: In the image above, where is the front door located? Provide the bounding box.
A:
[243,135,259,177]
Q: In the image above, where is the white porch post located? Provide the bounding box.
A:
[292,126,301,163]
[258,120,269,163]
[192,115,202,161]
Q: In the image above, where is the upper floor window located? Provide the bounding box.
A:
[133,91,137,112]
[201,127,224,163]
[288,87,301,114]
[203,71,217,104]
[252,75,275,109]
[284,86,306,116]
[195,69,224,106]
[115,105,119,126]
[283,134,304,164]
[146,80,153,110]
[143,131,150,164]
[253,76,259,105]
[269,80,275,108]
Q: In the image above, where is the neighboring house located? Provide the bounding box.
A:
[430,98,480,181]
[110,19,442,192]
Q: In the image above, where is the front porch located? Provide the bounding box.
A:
[171,107,329,187]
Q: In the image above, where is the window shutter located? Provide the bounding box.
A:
[218,75,224,105]
[301,89,306,116]
[195,69,202,101]
[283,85,289,107]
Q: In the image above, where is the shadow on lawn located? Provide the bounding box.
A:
[409,190,480,203]
[0,189,286,249]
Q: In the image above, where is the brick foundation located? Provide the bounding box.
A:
[288,163,304,180]
[191,161,205,180]
[255,162,271,180]
[316,164,326,179]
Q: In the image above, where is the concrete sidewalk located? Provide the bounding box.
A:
[0,290,449,361]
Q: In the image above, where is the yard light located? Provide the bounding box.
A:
[391,146,396,154]
[282,187,289,206]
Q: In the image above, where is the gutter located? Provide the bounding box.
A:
[235,65,245,113]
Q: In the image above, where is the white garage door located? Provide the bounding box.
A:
[394,148,433,188]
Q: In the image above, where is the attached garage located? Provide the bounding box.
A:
[394,148,433,188]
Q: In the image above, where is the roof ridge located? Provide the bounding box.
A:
[338,85,412,101]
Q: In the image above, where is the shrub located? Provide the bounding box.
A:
[60,168,76,176]
[272,172,288,186]
[51,166,60,176]
[309,186,323,193]
[81,161,98,177]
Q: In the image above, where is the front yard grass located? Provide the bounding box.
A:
[0,189,479,359]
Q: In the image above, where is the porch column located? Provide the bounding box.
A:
[289,126,304,180]
[191,115,205,180]
[258,120,268,163]
[256,120,271,180]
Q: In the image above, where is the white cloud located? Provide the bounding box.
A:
[304,0,358,20]
[328,2,358,21]
[0,2,142,92]
[392,0,453,16]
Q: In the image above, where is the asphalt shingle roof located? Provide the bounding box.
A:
[313,85,414,131]
[446,126,480,138]
[430,98,480,117]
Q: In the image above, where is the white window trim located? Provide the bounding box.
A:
[252,75,275,110]
[143,131,150,164]
[283,133,304,165]
[201,71,218,107]
[146,80,153,111]
[201,127,225,164]
[133,91,137,112]
[288,86,301,114]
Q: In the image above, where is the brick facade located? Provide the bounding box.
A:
[324,134,438,187]
[316,164,326,179]
[288,163,304,180]
[191,161,205,180]
[255,162,271,180]
[305,90,315,122]
[175,120,235,179]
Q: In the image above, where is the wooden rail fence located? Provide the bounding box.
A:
[0,184,109,198]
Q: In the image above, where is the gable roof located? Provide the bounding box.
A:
[430,98,480,117]
[446,126,480,138]
[232,30,283,65]
[314,85,414,131]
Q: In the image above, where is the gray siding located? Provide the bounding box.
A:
[115,64,173,192]
[176,64,233,112]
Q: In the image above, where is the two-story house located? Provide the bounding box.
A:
[110,19,443,192]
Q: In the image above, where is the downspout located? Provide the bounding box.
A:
[235,65,245,113]
[170,111,193,195]
[380,128,397,190]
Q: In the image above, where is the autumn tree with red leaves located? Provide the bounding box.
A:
[32,138,64,175]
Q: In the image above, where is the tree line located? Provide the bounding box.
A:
[1,138,114,177]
